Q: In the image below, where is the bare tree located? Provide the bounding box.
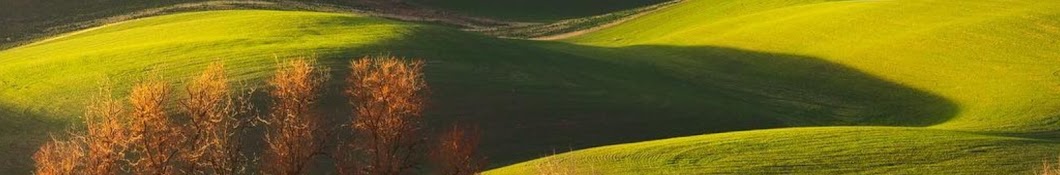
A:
[33,136,86,175]
[181,62,255,174]
[339,56,428,175]
[263,59,328,175]
[81,87,135,174]
[128,78,186,175]
[32,57,460,175]
[34,87,131,175]
[430,124,485,175]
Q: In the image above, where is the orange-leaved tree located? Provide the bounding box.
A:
[82,87,135,174]
[33,84,135,174]
[127,77,187,174]
[263,59,329,175]
[32,57,490,174]
[180,62,255,174]
[430,124,485,175]
[33,136,86,175]
[338,56,428,175]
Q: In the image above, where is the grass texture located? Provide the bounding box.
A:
[2,0,1060,173]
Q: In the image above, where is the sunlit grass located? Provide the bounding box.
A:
[490,0,1060,174]
[3,0,1060,173]
[567,0,1060,132]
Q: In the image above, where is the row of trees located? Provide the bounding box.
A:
[33,56,484,175]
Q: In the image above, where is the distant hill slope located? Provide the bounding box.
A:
[2,0,1059,174]
[0,0,670,49]
[406,0,667,22]
[566,0,1060,132]
[0,0,411,49]
[0,8,963,172]
[488,0,1060,174]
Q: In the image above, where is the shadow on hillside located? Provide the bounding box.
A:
[0,24,958,172]
[331,30,959,168]
[0,102,70,173]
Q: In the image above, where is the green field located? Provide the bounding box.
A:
[1,0,651,49]
[407,0,667,22]
[490,0,1060,174]
[1,0,1059,174]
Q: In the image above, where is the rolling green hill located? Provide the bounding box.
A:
[488,127,1060,174]
[0,0,670,50]
[488,0,1060,174]
[1,0,1059,174]
[406,0,667,22]
[0,9,953,172]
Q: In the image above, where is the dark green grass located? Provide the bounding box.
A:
[491,0,1060,174]
[0,10,961,172]
[2,0,1059,174]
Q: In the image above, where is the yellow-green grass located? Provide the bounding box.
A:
[3,10,952,172]
[3,0,1060,173]
[567,0,1060,131]
[488,127,1060,174]
[406,0,668,22]
[487,0,1060,174]
[0,10,414,170]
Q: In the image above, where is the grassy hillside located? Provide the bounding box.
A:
[0,0,671,49]
[0,8,968,173]
[566,0,1060,132]
[488,0,1060,174]
[3,0,1060,174]
[406,0,667,22]
[489,127,1060,174]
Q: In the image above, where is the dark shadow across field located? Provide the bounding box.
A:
[0,22,959,172]
[307,28,960,168]
[0,103,70,172]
